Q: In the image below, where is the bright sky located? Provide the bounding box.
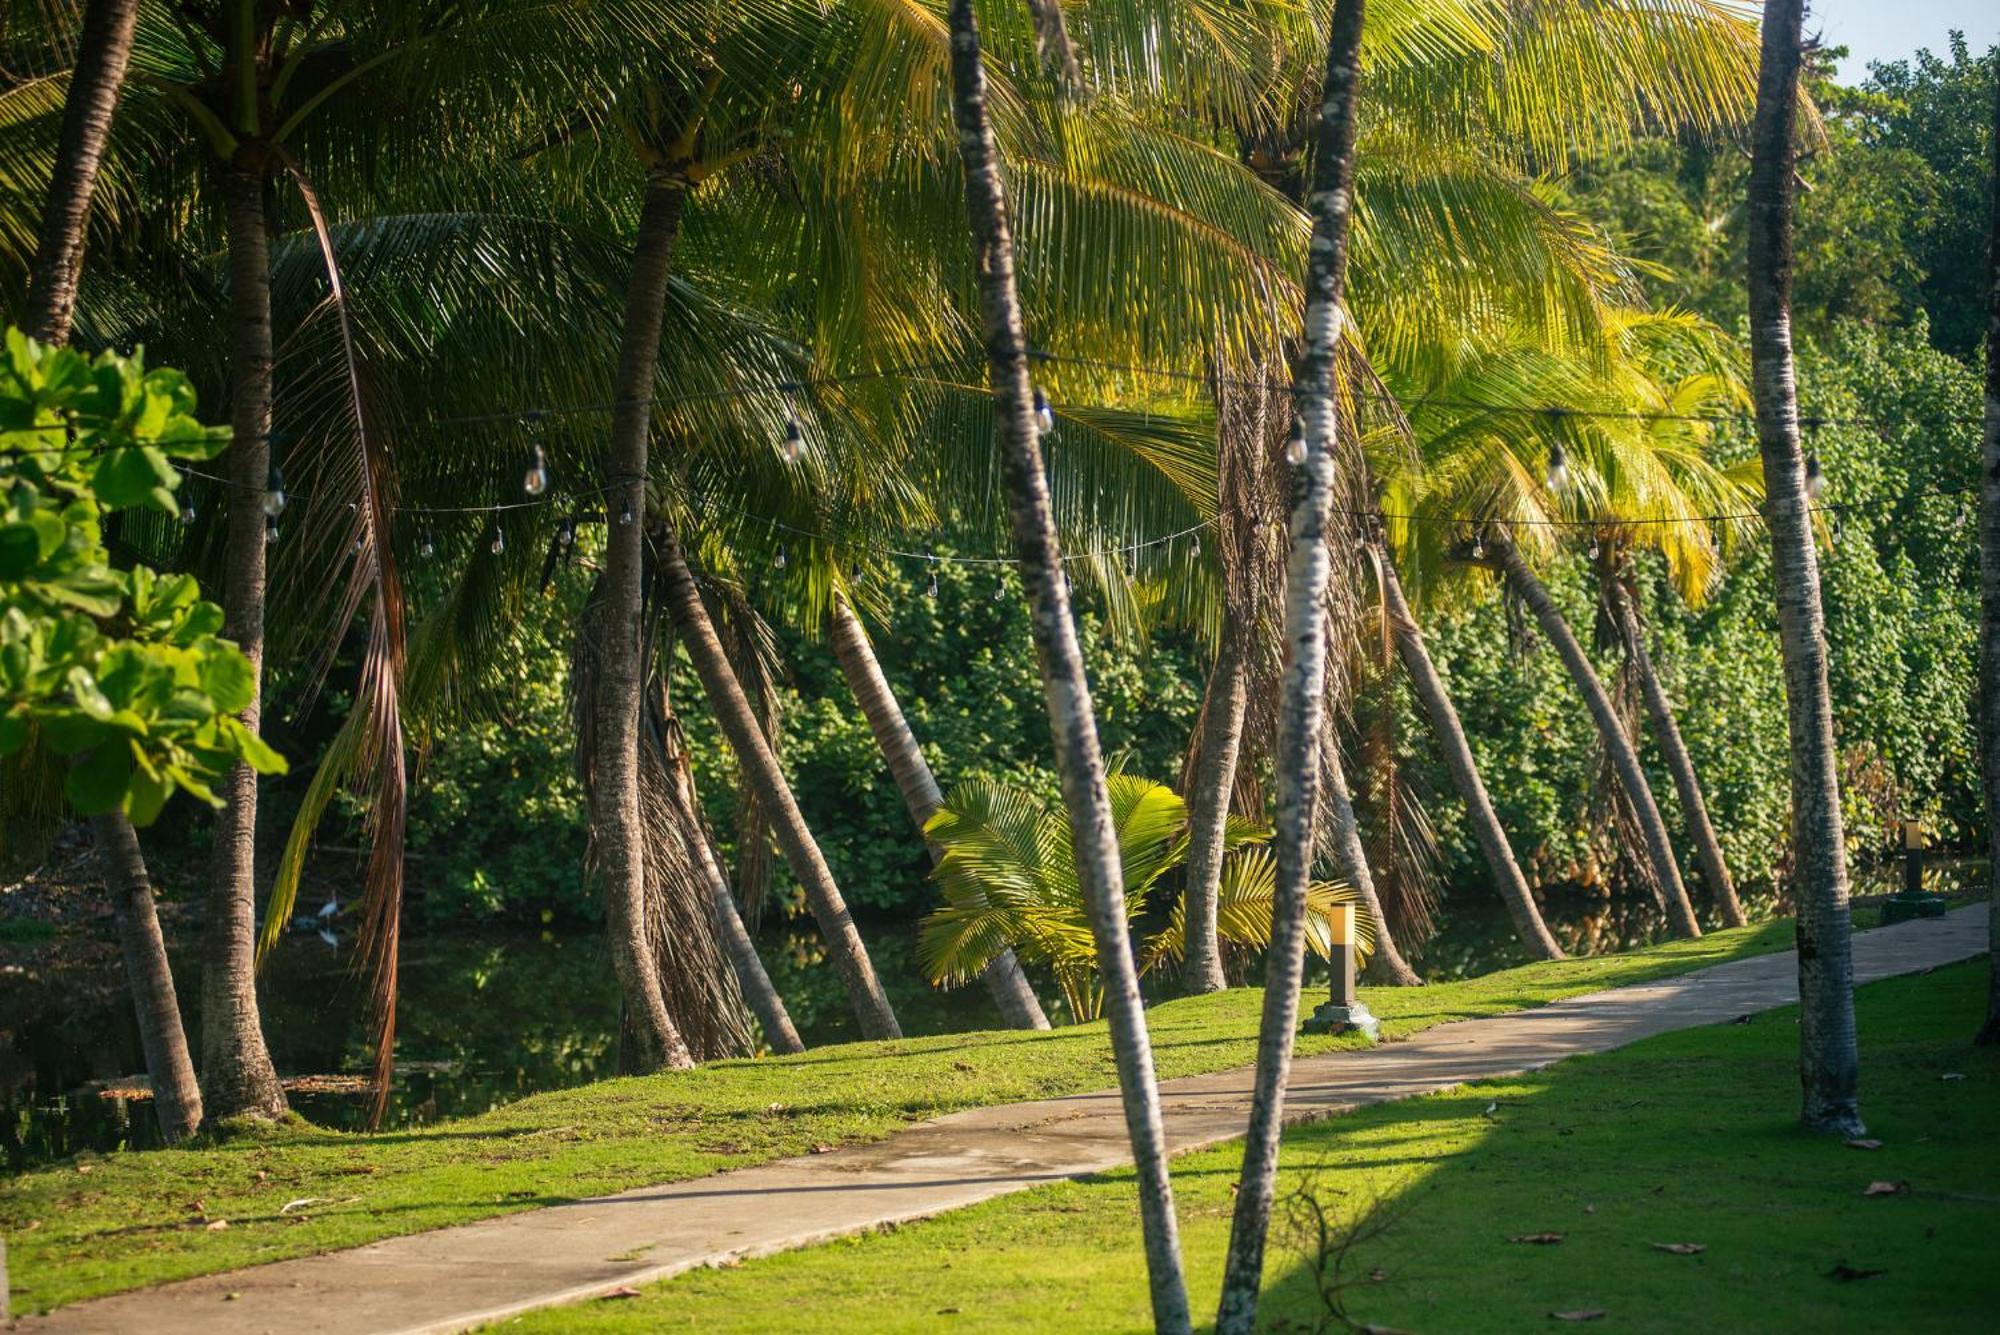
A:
[1806,0,2000,81]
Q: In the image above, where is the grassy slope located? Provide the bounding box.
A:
[511,960,2000,1334]
[0,920,1796,1312]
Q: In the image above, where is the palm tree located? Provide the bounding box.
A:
[17,0,201,1144]
[1747,0,1860,1134]
[1375,545,1564,959]
[828,593,1048,1029]
[1979,64,2000,1046]
[944,1,1189,1327]
[1218,2,1368,1330]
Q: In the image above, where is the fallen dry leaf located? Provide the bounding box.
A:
[602,1286,643,1300]
[1510,1232,1564,1245]
[1550,1310,1606,1322]
[1940,1072,1967,1081]
[1582,1205,1597,1215]
[1827,1262,1885,1282]
[75,1163,93,1175]
[810,1142,835,1155]
[1650,1242,1706,1255]
[1862,1180,1909,1197]
[204,1219,230,1231]
[223,1292,240,1302]
[1845,1139,1883,1151]
[1369,1267,1389,1283]
[936,1308,962,1316]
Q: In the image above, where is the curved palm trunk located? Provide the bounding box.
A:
[828,595,1048,1030]
[24,0,199,1143]
[1605,576,1747,928]
[1492,535,1701,940]
[23,0,137,345]
[1180,622,1245,994]
[202,165,288,1122]
[1979,68,2000,1046]
[1380,553,1564,960]
[1217,5,1367,1329]
[594,174,698,1074]
[944,4,1188,1328]
[1321,737,1420,985]
[659,542,901,1039]
[94,812,202,1140]
[1748,0,1864,1132]
[658,724,804,1055]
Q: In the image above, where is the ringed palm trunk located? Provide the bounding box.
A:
[1380,552,1563,960]
[657,723,804,1055]
[594,171,698,1074]
[944,4,1189,1329]
[1180,619,1246,994]
[1217,4,1367,1329]
[201,163,288,1122]
[1748,0,1864,1131]
[1979,67,2000,1046]
[1604,574,1747,928]
[828,595,1048,1030]
[23,0,138,346]
[658,543,901,1039]
[24,0,200,1142]
[1491,534,1701,940]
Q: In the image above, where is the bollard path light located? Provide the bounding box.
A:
[1302,904,1380,1041]
[1881,818,1948,924]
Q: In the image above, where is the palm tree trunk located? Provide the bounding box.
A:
[658,730,805,1055]
[1217,5,1366,1330]
[594,173,698,1074]
[1978,65,2000,1046]
[1748,0,1864,1132]
[201,163,288,1123]
[827,595,1048,1030]
[23,0,137,346]
[1180,620,1245,994]
[1492,534,1701,940]
[658,540,901,1039]
[1321,737,1421,985]
[93,812,202,1139]
[944,4,1189,1329]
[1605,575,1747,928]
[1380,553,1564,960]
[24,0,200,1143]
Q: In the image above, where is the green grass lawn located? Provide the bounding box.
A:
[0,919,1802,1312]
[504,959,2000,1334]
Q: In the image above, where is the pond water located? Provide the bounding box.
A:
[2,860,1974,1170]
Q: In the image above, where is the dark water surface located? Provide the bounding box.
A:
[2,862,1973,1169]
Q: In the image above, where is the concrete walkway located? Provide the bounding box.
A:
[21,907,1987,1334]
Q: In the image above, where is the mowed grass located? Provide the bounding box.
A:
[506,960,2000,1335]
[0,919,1800,1312]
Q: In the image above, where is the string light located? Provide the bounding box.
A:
[264,515,279,544]
[558,517,576,547]
[263,464,286,518]
[419,529,435,558]
[774,545,787,570]
[926,568,940,599]
[618,503,633,526]
[1546,441,1570,493]
[1587,531,1600,560]
[781,414,804,462]
[1804,452,1825,501]
[1285,418,1307,465]
[179,499,195,524]
[523,443,550,497]
[1033,387,1055,437]
[490,527,505,555]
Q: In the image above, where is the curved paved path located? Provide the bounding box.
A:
[18,907,1986,1334]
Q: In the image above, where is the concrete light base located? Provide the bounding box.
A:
[1303,1000,1380,1041]
[1881,895,1949,925]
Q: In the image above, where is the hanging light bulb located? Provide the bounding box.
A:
[1803,452,1824,501]
[993,576,1006,601]
[618,503,634,526]
[1587,531,1600,560]
[1545,441,1570,493]
[559,517,576,547]
[264,515,279,545]
[263,464,286,517]
[1190,535,1201,558]
[926,569,939,599]
[490,528,505,554]
[419,530,435,559]
[179,499,196,524]
[522,443,549,497]
[774,545,788,571]
[782,414,804,462]
[1285,418,1308,465]
[354,533,366,555]
[1471,530,1486,559]
[1032,387,1055,437]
